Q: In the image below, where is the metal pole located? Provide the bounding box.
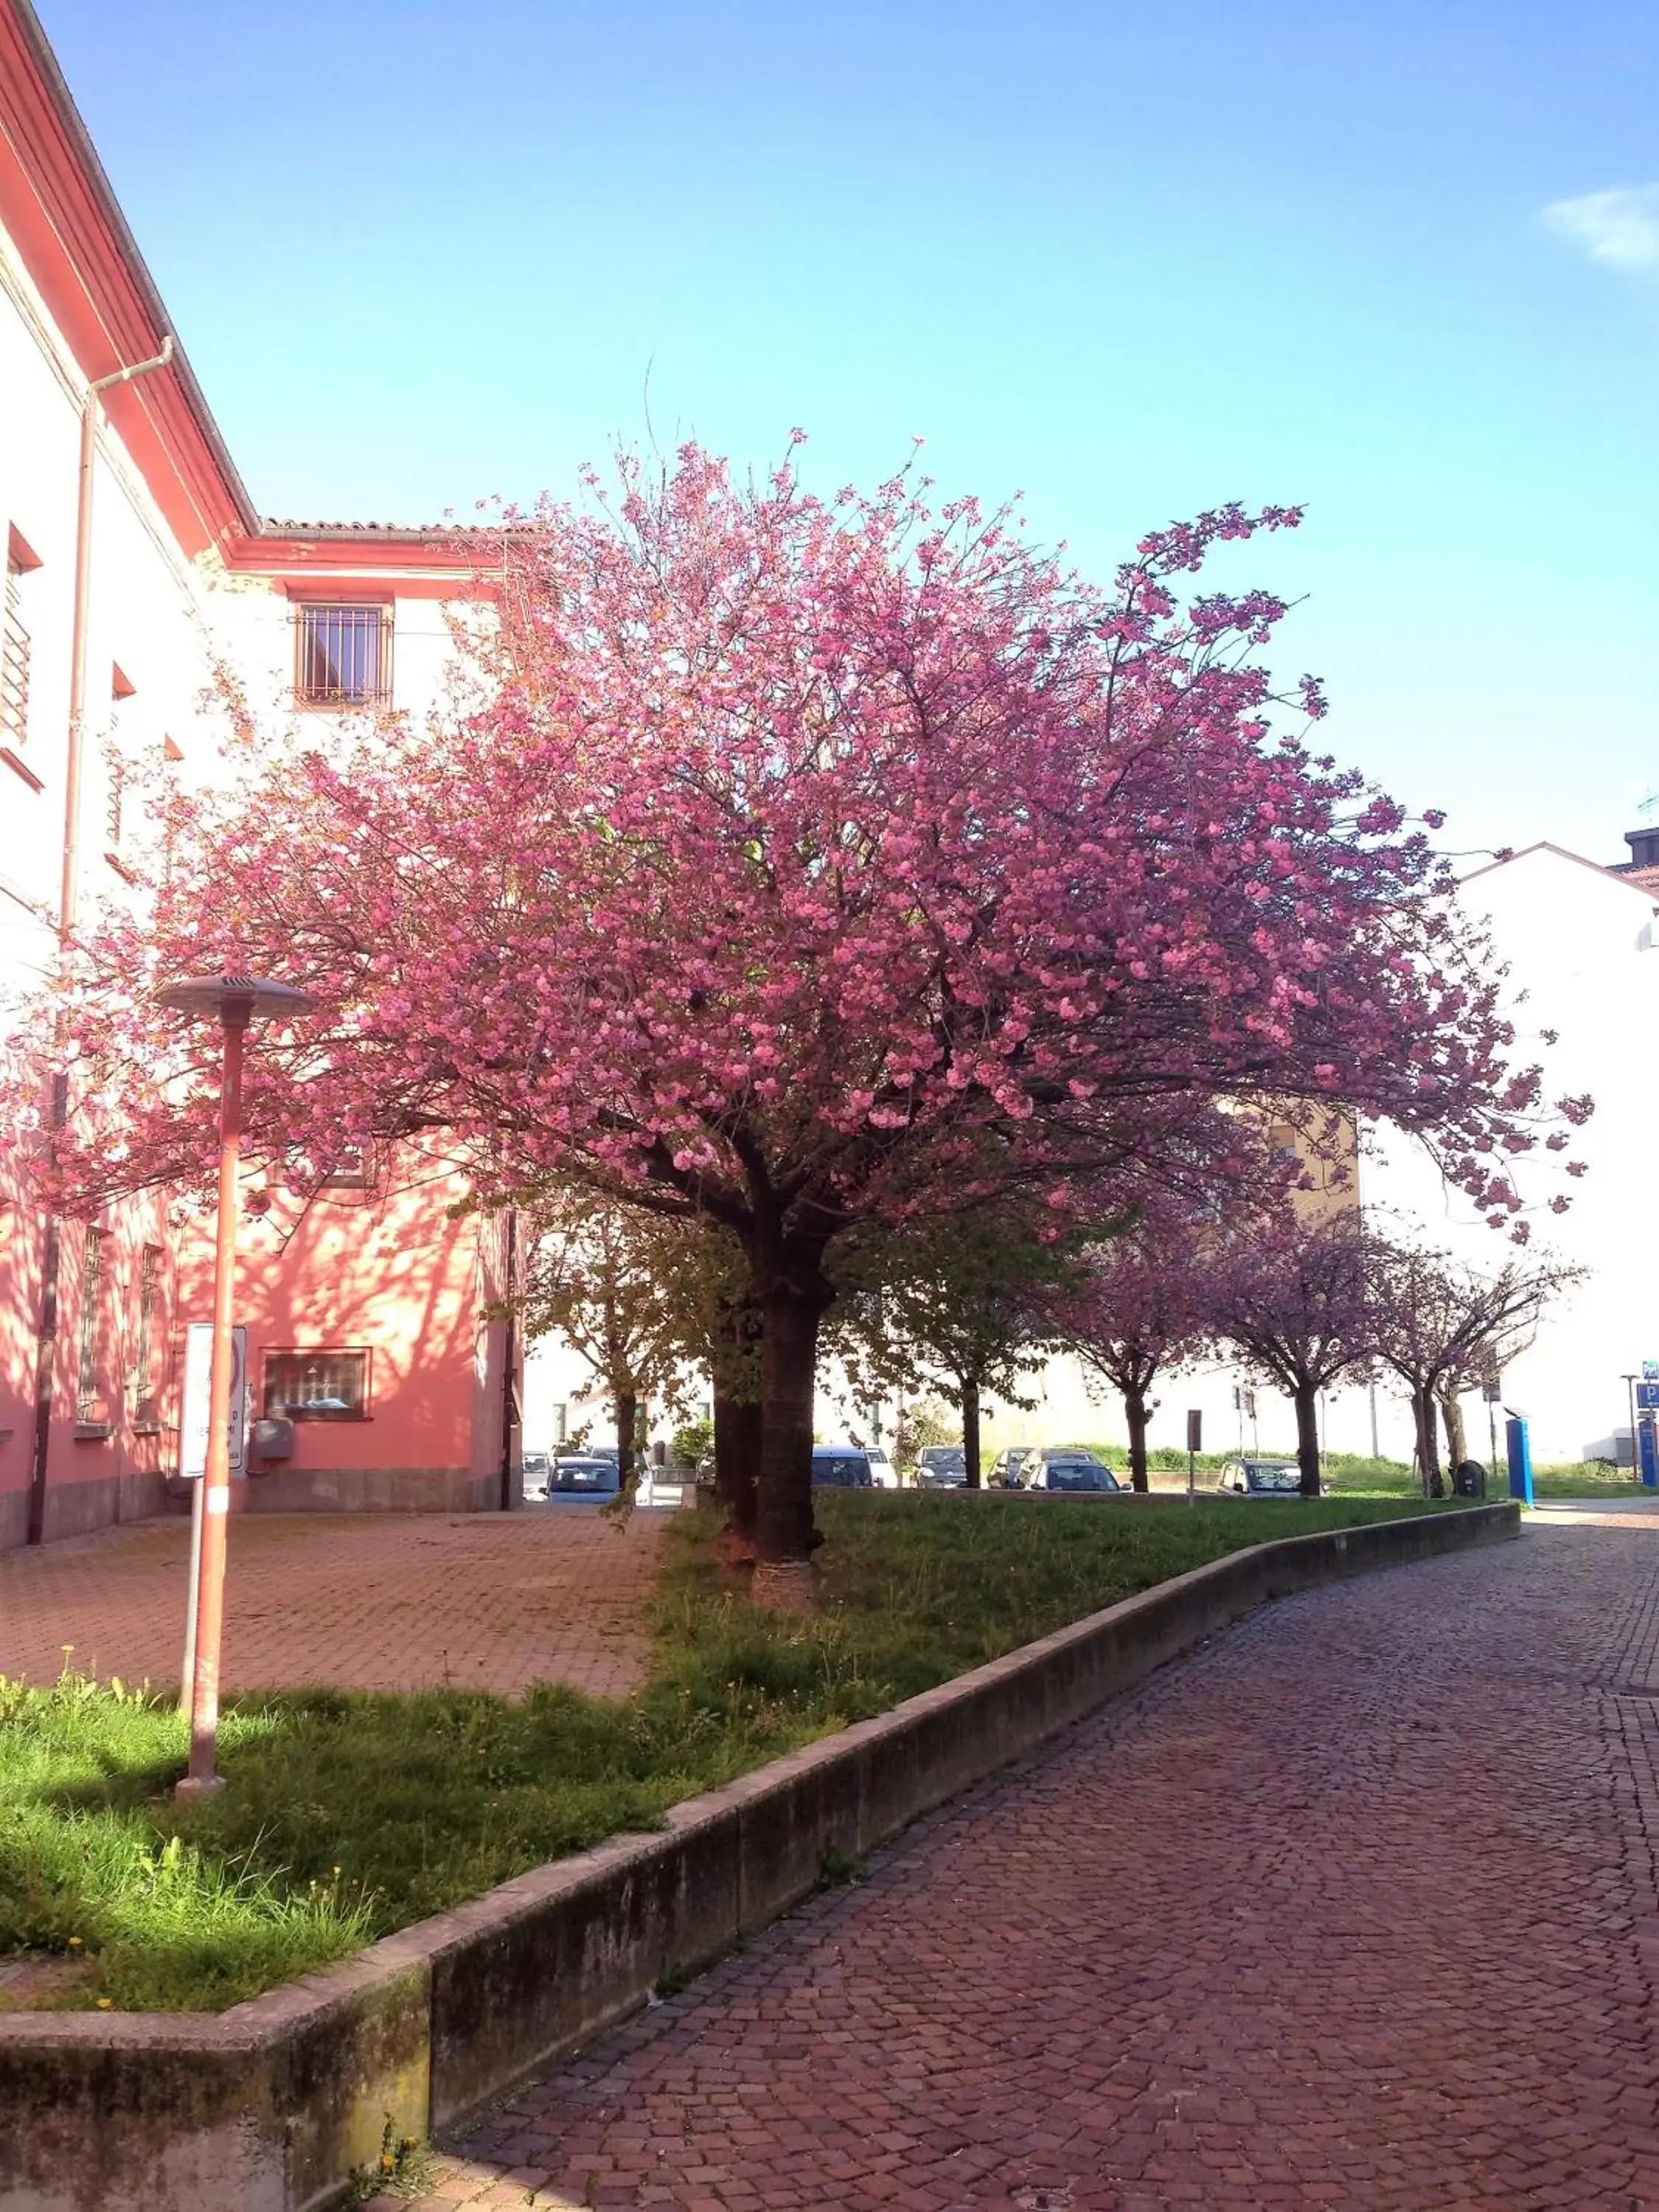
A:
[177,1001,248,1798]
[1487,1399,1499,1495]
[1625,1374,1641,1489]
[179,1471,204,1714]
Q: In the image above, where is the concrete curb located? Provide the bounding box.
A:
[0,1501,1518,2211]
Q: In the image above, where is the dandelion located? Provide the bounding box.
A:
[67,1937,82,1949]
[96,1998,114,2011]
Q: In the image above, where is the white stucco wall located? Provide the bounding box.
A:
[1358,847,1659,1466]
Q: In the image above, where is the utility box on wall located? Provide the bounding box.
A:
[250,1416,294,1462]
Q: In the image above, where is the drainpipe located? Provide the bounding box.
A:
[26,336,175,1547]
[498,1207,519,1511]
[61,335,174,936]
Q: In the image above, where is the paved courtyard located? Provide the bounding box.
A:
[0,1506,668,1699]
[408,1507,1659,2211]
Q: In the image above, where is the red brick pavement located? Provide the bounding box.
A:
[0,1509,667,1698]
[400,1520,1659,2210]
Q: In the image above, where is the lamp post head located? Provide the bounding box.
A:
[156,972,316,1025]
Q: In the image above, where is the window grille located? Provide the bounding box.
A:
[77,1228,105,1419]
[262,1348,369,1421]
[133,1244,161,1404]
[294,605,392,708]
[1,557,30,748]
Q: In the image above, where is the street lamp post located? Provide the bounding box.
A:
[156,971,313,1798]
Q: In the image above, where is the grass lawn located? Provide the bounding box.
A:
[1,1490,1465,2014]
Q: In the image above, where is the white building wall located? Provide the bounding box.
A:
[1363,847,1659,1467]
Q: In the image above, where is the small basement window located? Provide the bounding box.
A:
[262,1348,369,1422]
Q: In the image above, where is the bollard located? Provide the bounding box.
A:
[1505,1415,1533,1508]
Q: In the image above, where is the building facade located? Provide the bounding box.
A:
[1360,837,1659,1468]
[0,0,518,1549]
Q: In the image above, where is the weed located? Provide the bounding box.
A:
[815,1845,866,1889]
[342,2117,435,2203]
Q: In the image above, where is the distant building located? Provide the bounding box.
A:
[0,0,518,1548]
[1360,834,1659,1467]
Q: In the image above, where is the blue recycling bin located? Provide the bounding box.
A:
[1505,1416,1533,1507]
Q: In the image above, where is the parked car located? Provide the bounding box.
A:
[863,1444,900,1489]
[1216,1456,1312,1498]
[812,1444,874,1488]
[543,1455,622,1500]
[521,1450,552,1500]
[1018,1447,1122,1494]
[990,1447,1032,1487]
[914,1445,968,1487]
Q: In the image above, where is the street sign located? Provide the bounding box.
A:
[1186,1410,1203,1453]
[1644,1360,1659,1381]
[1638,1385,1659,1413]
[179,1324,247,1479]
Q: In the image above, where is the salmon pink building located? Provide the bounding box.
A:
[0,0,519,1549]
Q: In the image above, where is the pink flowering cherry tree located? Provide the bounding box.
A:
[1203,1212,1378,1496]
[11,443,1583,1605]
[1042,1228,1214,1492]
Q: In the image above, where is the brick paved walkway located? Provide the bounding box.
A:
[405,1517,1659,2210]
[0,1509,667,1698]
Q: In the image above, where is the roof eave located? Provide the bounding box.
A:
[11,0,262,539]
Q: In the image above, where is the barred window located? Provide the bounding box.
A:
[294,605,392,708]
[133,1244,162,1411]
[106,664,136,849]
[77,1228,105,1419]
[263,1348,369,1422]
[2,550,33,751]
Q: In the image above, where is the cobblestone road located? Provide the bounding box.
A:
[412,1514,1659,2211]
[0,1507,667,1698]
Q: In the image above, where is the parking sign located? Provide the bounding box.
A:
[179,1324,247,1478]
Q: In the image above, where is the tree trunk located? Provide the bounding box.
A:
[712,1374,760,1559]
[1124,1389,1150,1493]
[750,1267,831,1611]
[712,1291,762,1564]
[1293,1379,1321,1498]
[961,1374,982,1489]
[1413,1386,1444,1498]
[1439,1387,1467,1470]
[616,1391,637,1489]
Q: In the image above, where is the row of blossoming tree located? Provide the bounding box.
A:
[1043,1213,1583,1499]
[7,442,1588,1604]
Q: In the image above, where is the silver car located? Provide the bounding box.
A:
[1216,1456,1315,1498]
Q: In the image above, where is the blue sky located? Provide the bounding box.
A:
[38,0,1659,863]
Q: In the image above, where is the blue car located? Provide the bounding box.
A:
[811,1446,873,1488]
[1017,1449,1122,1494]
